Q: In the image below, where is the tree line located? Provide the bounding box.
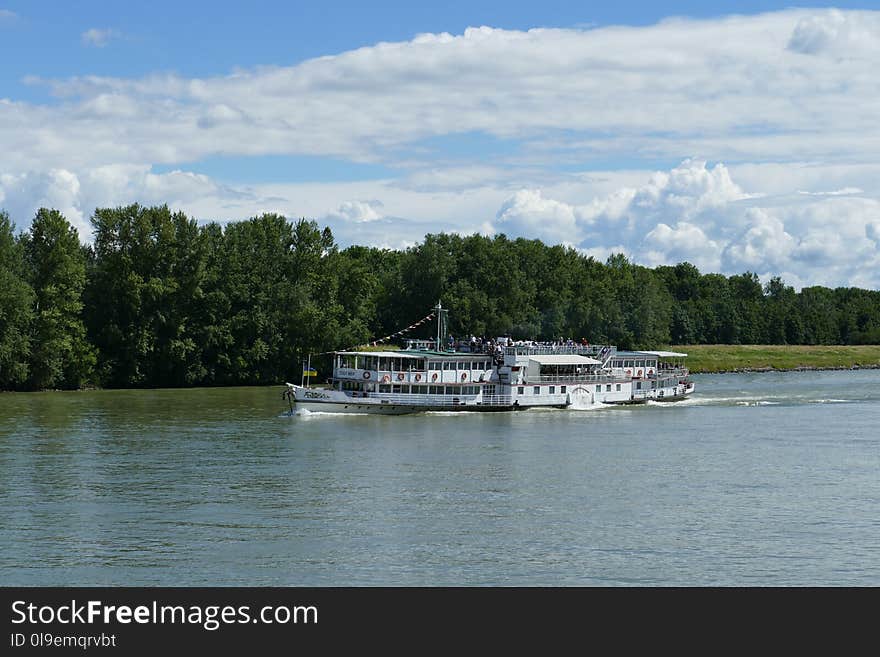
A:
[1,205,879,390]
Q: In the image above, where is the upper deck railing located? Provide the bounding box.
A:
[503,344,604,357]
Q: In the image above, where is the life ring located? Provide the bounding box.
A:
[432,373,438,382]
[381,374,390,383]
[362,371,371,380]
[461,372,468,381]
[625,369,632,377]
[415,373,422,382]
[648,369,654,376]
[397,373,404,381]
[637,369,643,377]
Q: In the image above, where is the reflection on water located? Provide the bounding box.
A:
[2,370,879,585]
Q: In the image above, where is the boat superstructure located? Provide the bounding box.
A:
[284,304,694,415]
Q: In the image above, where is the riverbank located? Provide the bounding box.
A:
[670,344,880,373]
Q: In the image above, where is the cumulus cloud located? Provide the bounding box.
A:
[496,189,581,242]
[0,169,87,236]
[327,199,384,223]
[722,208,796,273]
[494,159,746,248]
[786,9,879,55]
[492,160,880,289]
[644,222,721,273]
[81,28,122,47]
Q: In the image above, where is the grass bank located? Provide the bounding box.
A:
[670,344,880,373]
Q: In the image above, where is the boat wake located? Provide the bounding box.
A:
[656,395,854,408]
[281,408,372,419]
[424,410,480,416]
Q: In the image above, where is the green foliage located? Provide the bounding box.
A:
[1,202,880,390]
[23,209,96,389]
[0,211,34,388]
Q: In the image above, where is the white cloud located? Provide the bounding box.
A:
[722,208,796,273]
[496,189,580,242]
[327,200,384,223]
[0,169,87,237]
[492,160,880,289]
[643,222,721,273]
[0,9,878,173]
[0,9,17,21]
[786,9,879,55]
[797,187,864,196]
[81,28,121,48]
[2,157,879,288]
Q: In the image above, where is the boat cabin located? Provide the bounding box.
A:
[332,350,494,395]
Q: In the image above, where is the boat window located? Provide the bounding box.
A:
[518,386,524,395]
[561,386,566,393]
[596,385,601,392]
[625,360,634,368]
[616,384,621,391]
[379,385,391,393]
[549,386,555,394]
[533,386,540,395]
[428,362,440,370]
[414,385,427,394]
[636,382,642,390]
[391,385,401,394]
[606,384,611,392]
[443,362,452,370]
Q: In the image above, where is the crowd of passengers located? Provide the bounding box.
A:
[447,335,593,353]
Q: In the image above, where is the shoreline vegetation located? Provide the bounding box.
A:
[2,205,880,391]
[674,345,880,374]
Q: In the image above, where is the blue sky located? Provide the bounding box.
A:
[2,2,880,288]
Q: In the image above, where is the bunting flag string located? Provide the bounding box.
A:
[344,311,436,351]
[308,309,438,356]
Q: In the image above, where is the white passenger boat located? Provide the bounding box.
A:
[284,303,694,415]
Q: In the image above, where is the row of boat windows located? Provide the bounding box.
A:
[611,360,657,368]
[517,386,569,395]
[338,358,491,371]
[376,385,481,395]
[427,361,491,371]
[340,381,481,395]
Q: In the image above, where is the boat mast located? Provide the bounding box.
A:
[435,301,441,348]
[434,300,449,351]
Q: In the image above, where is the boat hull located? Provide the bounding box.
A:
[284,384,692,415]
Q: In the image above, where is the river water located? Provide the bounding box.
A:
[1,370,879,586]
